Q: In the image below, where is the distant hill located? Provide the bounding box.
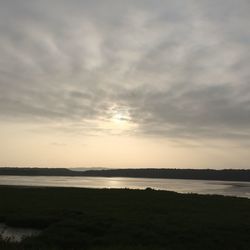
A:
[0,167,75,176]
[0,167,250,182]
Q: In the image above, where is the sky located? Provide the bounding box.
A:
[0,0,250,169]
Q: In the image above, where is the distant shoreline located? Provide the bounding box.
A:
[0,167,250,182]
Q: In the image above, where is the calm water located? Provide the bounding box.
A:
[0,175,250,198]
[0,223,40,242]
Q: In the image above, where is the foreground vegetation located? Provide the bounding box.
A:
[0,186,250,250]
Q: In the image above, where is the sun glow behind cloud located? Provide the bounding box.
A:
[96,105,138,135]
[110,105,133,125]
[0,0,250,168]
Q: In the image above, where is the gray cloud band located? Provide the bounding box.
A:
[0,0,250,140]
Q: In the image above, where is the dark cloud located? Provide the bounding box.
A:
[0,0,249,141]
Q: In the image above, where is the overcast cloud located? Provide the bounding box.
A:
[0,0,250,141]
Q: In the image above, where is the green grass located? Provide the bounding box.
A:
[0,186,250,250]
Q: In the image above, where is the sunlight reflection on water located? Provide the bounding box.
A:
[0,175,250,198]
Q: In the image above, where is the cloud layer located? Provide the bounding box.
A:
[1,0,250,140]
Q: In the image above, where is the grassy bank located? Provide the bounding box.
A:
[0,186,250,250]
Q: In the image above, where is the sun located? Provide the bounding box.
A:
[110,107,135,130]
[101,105,137,133]
[112,112,127,124]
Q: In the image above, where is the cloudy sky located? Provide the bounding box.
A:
[0,0,250,168]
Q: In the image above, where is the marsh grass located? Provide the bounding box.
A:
[0,186,250,249]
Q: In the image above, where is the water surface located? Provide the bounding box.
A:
[0,223,40,242]
[0,175,250,198]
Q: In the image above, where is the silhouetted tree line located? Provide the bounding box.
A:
[0,167,74,176]
[0,167,250,182]
[81,168,250,182]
